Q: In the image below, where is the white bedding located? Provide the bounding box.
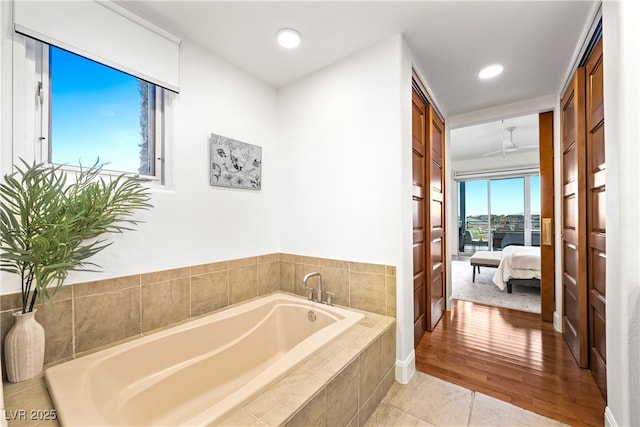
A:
[492,245,541,291]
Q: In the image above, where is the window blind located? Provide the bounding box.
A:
[14,0,181,92]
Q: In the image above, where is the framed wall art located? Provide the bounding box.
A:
[209,133,262,190]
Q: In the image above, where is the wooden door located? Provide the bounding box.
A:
[585,39,607,398]
[426,106,445,331]
[560,68,588,368]
[412,87,427,346]
[538,111,555,322]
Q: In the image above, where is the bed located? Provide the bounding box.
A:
[492,245,541,292]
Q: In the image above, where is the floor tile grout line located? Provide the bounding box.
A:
[467,391,476,426]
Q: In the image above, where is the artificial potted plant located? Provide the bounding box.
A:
[0,160,152,382]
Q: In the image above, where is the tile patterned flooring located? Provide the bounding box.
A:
[365,372,568,427]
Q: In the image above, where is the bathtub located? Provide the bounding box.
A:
[45,292,364,426]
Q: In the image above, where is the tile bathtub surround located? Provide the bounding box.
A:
[280,254,396,318]
[0,253,396,380]
[1,305,395,427]
[218,311,396,427]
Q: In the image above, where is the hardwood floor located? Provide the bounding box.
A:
[415,300,606,426]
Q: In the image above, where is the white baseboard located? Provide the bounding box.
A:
[395,350,416,384]
[604,406,618,427]
[553,310,562,332]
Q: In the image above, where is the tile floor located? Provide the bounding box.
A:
[365,372,568,427]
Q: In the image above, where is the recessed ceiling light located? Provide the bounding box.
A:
[479,64,504,79]
[277,28,301,49]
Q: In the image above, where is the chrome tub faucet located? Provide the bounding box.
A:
[303,272,323,304]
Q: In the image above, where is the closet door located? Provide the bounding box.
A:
[412,87,428,346]
[560,68,588,368]
[586,39,607,398]
[426,106,445,331]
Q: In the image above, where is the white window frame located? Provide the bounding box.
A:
[15,35,171,187]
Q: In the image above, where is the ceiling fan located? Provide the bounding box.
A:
[481,124,537,158]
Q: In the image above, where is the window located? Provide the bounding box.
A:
[458,174,540,252]
[34,41,167,180]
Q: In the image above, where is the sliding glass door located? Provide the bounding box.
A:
[491,178,524,249]
[458,174,540,252]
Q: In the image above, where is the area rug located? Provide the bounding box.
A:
[451,260,541,314]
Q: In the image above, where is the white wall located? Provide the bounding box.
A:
[603,1,640,425]
[0,31,281,293]
[278,34,419,381]
[277,36,403,264]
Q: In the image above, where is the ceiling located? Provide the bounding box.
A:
[118,1,597,117]
[449,113,539,163]
[118,1,596,165]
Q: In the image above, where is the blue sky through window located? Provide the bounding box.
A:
[464,177,540,216]
[50,47,144,173]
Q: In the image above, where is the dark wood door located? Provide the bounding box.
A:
[560,67,588,368]
[538,111,555,322]
[412,88,427,346]
[585,39,607,398]
[426,106,445,331]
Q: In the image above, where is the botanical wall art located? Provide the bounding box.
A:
[209,133,262,190]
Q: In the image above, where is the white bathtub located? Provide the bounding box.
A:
[45,292,363,426]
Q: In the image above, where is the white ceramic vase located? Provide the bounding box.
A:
[4,310,45,383]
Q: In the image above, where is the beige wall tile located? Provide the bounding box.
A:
[258,253,279,264]
[35,299,73,364]
[381,325,396,373]
[283,389,326,427]
[280,261,295,294]
[258,262,280,296]
[229,266,258,304]
[350,272,386,316]
[279,253,295,262]
[75,287,141,353]
[191,271,229,317]
[359,336,382,405]
[326,358,359,427]
[74,275,139,298]
[318,257,349,270]
[191,261,228,276]
[350,262,386,275]
[358,384,382,427]
[318,265,349,306]
[141,277,190,332]
[1,292,22,311]
[229,256,258,270]
[294,255,318,265]
[38,285,72,303]
[380,369,396,400]
[385,265,396,276]
[141,267,190,286]
[385,274,396,318]
[1,309,19,381]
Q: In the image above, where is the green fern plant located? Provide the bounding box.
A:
[0,160,152,313]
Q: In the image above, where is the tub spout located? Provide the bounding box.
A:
[303,272,323,304]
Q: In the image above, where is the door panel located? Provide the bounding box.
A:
[561,67,588,368]
[412,88,427,347]
[538,111,555,322]
[426,106,445,331]
[586,39,606,398]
